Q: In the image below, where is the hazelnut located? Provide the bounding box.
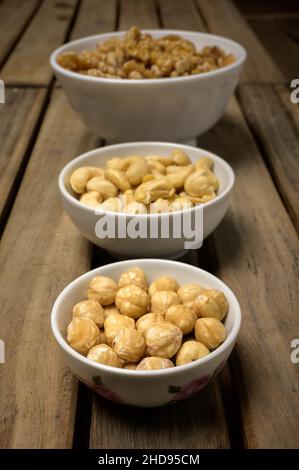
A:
[195,317,226,349]
[87,275,119,306]
[67,317,100,355]
[165,305,197,335]
[136,312,164,336]
[148,275,180,297]
[177,283,205,310]
[104,313,135,346]
[137,357,174,370]
[118,267,148,291]
[103,305,120,319]
[87,344,122,368]
[115,284,149,319]
[194,289,228,321]
[176,340,210,366]
[150,290,181,314]
[145,321,182,358]
[99,329,107,344]
[72,299,105,327]
[113,328,146,362]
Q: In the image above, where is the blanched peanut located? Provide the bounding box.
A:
[70,167,105,194]
[113,327,146,362]
[170,197,192,212]
[105,168,131,192]
[134,178,174,204]
[149,276,180,297]
[118,267,148,291]
[123,363,138,370]
[171,149,191,166]
[124,201,147,214]
[73,299,104,327]
[104,313,135,346]
[126,158,151,185]
[145,155,174,167]
[195,156,214,171]
[86,175,106,192]
[137,357,174,370]
[88,275,119,306]
[195,317,226,349]
[145,321,182,358]
[86,178,118,200]
[150,198,171,213]
[194,289,228,321]
[106,157,128,171]
[184,168,219,197]
[165,305,197,335]
[177,284,205,310]
[103,305,120,319]
[151,291,181,314]
[100,197,122,212]
[80,191,102,207]
[165,173,186,190]
[87,344,122,367]
[136,312,164,336]
[115,285,149,319]
[145,160,166,175]
[166,164,194,177]
[67,317,100,355]
[176,340,210,366]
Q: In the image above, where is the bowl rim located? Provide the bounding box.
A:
[58,141,235,219]
[51,259,241,377]
[50,29,247,85]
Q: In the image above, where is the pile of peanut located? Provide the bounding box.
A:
[66,267,228,370]
[70,149,219,213]
[58,26,235,79]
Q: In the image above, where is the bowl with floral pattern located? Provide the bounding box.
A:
[51,259,241,407]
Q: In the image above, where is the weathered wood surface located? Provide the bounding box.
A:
[0,90,98,448]
[0,0,40,67]
[238,84,299,233]
[1,0,78,86]
[198,97,299,448]
[0,88,46,229]
[0,0,298,450]
[197,0,284,83]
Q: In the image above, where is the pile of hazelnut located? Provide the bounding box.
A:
[58,26,235,79]
[66,267,228,370]
[70,149,219,214]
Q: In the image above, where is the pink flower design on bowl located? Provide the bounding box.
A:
[169,375,210,402]
[80,375,125,404]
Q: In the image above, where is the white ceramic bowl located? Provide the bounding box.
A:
[50,30,246,142]
[51,259,241,407]
[59,142,234,259]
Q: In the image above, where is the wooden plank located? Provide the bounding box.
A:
[158,0,206,31]
[238,83,299,233]
[196,0,284,83]
[71,0,117,39]
[1,0,78,86]
[197,97,299,448]
[234,0,299,16]
[0,0,40,67]
[0,89,98,448]
[248,18,299,82]
[90,380,230,449]
[0,87,47,228]
[119,0,159,30]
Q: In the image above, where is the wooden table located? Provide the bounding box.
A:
[0,0,298,449]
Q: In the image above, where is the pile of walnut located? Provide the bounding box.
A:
[57,26,235,79]
[70,149,219,213]
[66,267,228,370]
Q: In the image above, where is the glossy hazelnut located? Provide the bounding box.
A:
[137,357,174,370]
[87,344,122,368]
[150,291,181,314]
[115,284,149,319]
[104,313,135,346]
[176,340,210,366]
[195,317,226,349]
[165,304,197,335]
[72,299,104,327]
[145,321,182,358]
[87,275,119,306]
[112,328,146,362]
[67,317,100,355]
